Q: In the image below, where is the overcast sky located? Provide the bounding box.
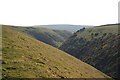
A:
[0,0,119,26]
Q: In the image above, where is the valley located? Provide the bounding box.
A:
[2,25,111,79]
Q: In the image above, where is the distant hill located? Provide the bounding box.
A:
[35,24,93,33]
[59,24,120,79]
[3,25,72,48]
[2,25,110,78]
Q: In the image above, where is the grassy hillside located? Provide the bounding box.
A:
[3,25,72,47]
[60,24,119,78]
[2,26,110,79]
[75,24,118,41]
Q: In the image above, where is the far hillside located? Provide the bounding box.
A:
[60,24,119,79]
[36,24,93,33]
[3,25,72,47]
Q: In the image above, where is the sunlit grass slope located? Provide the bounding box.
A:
[2,26,110,78]
[76,24,118,41]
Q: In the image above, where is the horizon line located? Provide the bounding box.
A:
[0,23,119,27]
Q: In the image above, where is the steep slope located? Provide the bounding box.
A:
[4,25,72,47]
[2,26,110,79]
[59,24,119,78]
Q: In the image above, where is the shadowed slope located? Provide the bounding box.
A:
[60,24,119,78]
